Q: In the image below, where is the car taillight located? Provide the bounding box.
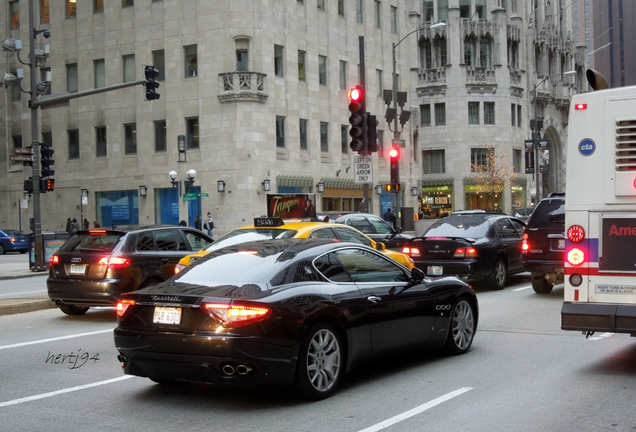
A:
[454,247,477,258]
[175,263,185,274]
[98,256,131,268]
[567,248,585,266]
[204,303,271,328]
[89,229,107,235]
[116,299,135,318]
[402,246,420,257]
[50,255,59,265]
[567,225,585,243]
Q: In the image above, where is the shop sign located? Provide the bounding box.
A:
[464,184,504,193]
[421,185,452,193]
[267,194,317,219]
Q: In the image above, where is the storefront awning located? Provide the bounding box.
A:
[276,175,314,188]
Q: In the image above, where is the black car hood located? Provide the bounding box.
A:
[132,279,271,300]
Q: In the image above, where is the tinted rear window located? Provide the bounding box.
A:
[528,200,565,228]
[425,216,490,238]
[59,233,123,252]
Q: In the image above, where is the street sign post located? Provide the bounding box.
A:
[391,139,405,148]
[9,155,34,162]
[14,148,33,154]
[354,155,373,184]
[183,193,198,201]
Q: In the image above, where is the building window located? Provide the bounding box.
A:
[152,50,165,81]
[124,124,137,154]
[420,41,432,69]
[275,45,284,77]
[434,103,446,126]
[155,120,166,152]
[66,63,78,93]
[471,147,491,171]
[424,0,433,21]
[66,0,75,19]
[236,50,248,72]
[338,0,345,16]
[459,0,470,18]
[517,105,522,127]
[41,0,49,23]
[317,0,325,10]
[339,60,347,90]
[276,116,285,148]
[68,130,80,160]
[356,0,363,23]
[511,103,516,127]
[123,54,135,83]
[390,6,397,33]
[376,69,383,97]
[341,125,348,154]
[186,117,199,149]
[298,50,306,81]
[468,102,480,125]
[300,119,308,150]
[420,104,431,127]
[94,0,103,13]
[484,102,495,125]
[423,150,445,174]
[122,0,133,7]
[184,45,197,78]
[320,122,329,153]
[375,0,381,28]
[480,40,492,66]
[513,149,522,173]
[96,127,107,157]
[464,39,475,65]
[94,59,105,88]
[319,55,327,85]
[438,0,448,20]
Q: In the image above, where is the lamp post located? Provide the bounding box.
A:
[531,70,576,201]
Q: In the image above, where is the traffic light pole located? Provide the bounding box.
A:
[358,36,370,214]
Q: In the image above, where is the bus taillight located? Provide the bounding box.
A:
[567,225,585,243]
[567,248,585,266]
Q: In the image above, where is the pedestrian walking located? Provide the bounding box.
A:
[203,212,215,237]
[65,218,72,236]
[383,208,396,229]
[194,215,202,231]
[70,218,80,236]
[83,218,90,230]
[93,220,101,228]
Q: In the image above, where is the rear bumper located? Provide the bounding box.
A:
[113,328,298,386]
[522,259,564,276]
[47,278,125,307]
[413,260,489,280]
[561,302,636,335]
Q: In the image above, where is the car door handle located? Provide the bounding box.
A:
[367,296,382,303]
[161,259,170,264]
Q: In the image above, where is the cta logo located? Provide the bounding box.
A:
[578,138,596,156]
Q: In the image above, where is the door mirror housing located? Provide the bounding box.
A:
[411,267,425,282]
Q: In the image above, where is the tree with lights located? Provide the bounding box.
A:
[466,143,519,212]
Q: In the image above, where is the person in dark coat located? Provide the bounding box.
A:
[70,218,80,236]
[194,215,202,231]
[65,218,72,235]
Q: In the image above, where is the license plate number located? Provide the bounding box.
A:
[153,307,182,325]
[558,239,565,249]
[69,264,87,275]
[427,265,443,276]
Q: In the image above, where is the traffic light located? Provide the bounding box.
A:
[367,114,378,152]
[144,65,160,101]
[40,177,55,192]
[389,146,400,190]
[348,86,366,153]
[40,143,55,177]
[384,184,401,192]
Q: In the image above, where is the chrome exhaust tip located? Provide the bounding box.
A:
[236,364,252,375]
[117,354,128,368]
[222,364,235,376]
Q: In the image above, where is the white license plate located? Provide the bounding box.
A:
[427,265,443,276]
[558,239,565,249]
[69,264,87,275]
[153,306,182,325]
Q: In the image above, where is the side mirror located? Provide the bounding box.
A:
[395,226,403,234]
[411,267,425,282]
[375,242,387,252]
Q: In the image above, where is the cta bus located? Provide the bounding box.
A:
[561,71,636,337]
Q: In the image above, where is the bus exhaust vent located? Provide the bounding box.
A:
[615,119,636,171]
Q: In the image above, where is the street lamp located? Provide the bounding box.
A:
[531,70,576,201]
[316,181,325,194]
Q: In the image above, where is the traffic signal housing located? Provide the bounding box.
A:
[40,143,55,178]
[348,86,366,153]
[367,115,378,152]
[144,65,160,101]
[40,177,55,192]
[389,146,400,190]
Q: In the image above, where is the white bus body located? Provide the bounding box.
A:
[561,83,636,337]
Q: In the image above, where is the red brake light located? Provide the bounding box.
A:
[522,233,528,240]
[567,225,585,243]
[402,246,420,257]
[522,242,529,251]
[50,255,59,265]
[567,248,585,266]
[574,103,587,110]
[204,303,271,328]
[89,229,107,235]
[98,256,130,268]
[454,247,477,258]
[116,299,135,318]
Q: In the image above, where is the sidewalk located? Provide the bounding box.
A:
[0,257,55,316]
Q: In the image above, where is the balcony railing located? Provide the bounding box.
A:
[416,67,446,96]
[218,72,268,103]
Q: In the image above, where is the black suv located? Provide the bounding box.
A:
[319,212,413,251]
[522,193,565,293]
[47,225,214,315]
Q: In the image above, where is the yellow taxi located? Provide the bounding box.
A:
[175,217,414,273]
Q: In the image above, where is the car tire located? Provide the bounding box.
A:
[295,322,343,400]
[57,303,90,316]
[20,250,27,254]
[531,272,554,294]
[444,297,477,355]
[0,244,5,254]
[487,258,507,290]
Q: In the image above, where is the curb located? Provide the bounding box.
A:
[0,272,47,281]
[0,299,56,317]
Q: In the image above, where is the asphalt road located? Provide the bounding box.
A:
[1,274,635,432]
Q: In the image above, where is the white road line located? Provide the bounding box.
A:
[512,285,532,292]
[0,376,134,408]
[0,329,113,350]
[588,332,614,340]
[0,290,47,297]
[357,387,473,432]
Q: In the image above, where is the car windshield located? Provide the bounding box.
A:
[425,216,490,238]
[58,233,123,252]
[2,229,21,236]
[202,228,298,252]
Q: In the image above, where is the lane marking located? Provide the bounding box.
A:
[512,285,532,292]
[0,329,113,351]
[357,387,473,432]
[0,376,134,408]
[588,332,614,340]
[0,290,47,297]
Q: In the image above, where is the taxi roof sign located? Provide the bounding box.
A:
[254,217,285,227]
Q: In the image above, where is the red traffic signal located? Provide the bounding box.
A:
[348,86,366,153]
[348,86,363,102]
[389,147,399,159]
